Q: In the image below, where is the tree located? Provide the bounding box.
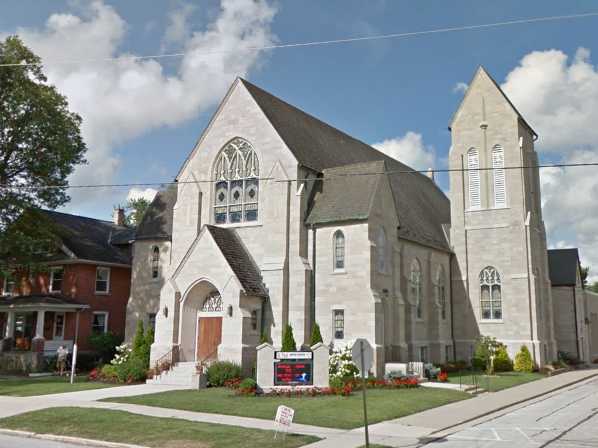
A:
[125,197,150,227]
[281,324,297,352]
[514,345,534,372]
[493,345,513,372]
[310,323,323,346]
[580,266,589,287]
[132,320,145,355]
[473,335,502,374]
[0,36,86,267]
[588,282,598,293]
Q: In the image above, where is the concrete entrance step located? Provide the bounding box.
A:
[147,361,201,388]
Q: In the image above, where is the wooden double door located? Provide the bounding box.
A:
[196,316,222,362]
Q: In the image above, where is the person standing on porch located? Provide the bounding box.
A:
[56,345,68,376]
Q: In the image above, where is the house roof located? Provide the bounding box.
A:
[0,294,89,311]
[241,79,451,251]
[135,185,178,241]
[547,248,580,287]
[40,210,133,265]
[205,225,268,298]
[306,161,386,225]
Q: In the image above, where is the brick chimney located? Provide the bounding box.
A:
[113,206,126,226]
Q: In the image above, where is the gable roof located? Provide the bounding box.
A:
[135,185,177,241]
[548,248,580,287]
[306,161,386,225]
[41,210,133,265]
[241,79,451,251]
[449,66,537,138]
[205,225,268,297]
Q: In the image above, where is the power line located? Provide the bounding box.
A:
[2,11,598,68]
[1,161,596,191]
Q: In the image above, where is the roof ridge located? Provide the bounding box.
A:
[41,209,116,226]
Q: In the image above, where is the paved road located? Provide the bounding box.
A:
[0,434,86,448]
[424,377,598,447]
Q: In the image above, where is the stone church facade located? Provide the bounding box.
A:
[126,67,597,377]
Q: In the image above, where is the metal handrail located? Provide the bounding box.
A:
[154,345,179,373]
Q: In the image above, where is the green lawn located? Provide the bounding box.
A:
[0,407,318,448]
[446,371,545,392]
[105,387,470,429]
[0,376,115,396]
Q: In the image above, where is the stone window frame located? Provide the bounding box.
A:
[435,265,447,320]
[332,229,346,273]
[332,308,345,340]
[479,266,503,321]
[419,345,428,362]
[492,144,507,208]
[95,267,111,295]
[49,266,64,293]
[410,259,423,321]
[467,147,481,210]
[150,246,160,280]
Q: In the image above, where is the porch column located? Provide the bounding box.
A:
[1,311,15,352]
[32,310,45,353]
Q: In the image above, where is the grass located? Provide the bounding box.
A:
[105,387,470,429]
[446,370,545,392]
[0,376,116,397]
[0,407,318,448]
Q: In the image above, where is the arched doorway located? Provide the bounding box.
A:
[179,281,224,362]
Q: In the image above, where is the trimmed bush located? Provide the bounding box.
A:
[493,345,513,372]
[116,355,148,383]
[310,323,323,346]
[206,361,242,387]
[239,377,257,391]
[281,324,297,352]
[514,345,534,372]
[88,332,122,363]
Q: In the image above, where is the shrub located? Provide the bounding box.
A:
[514,345,534,372]
[238,378,257,395]
[132,321,145,355]
[206,361,242,387]
[281,324,297,352]
[310,323,323,346]
[437,371,448,382]
[493,345,513,372]
[76,351,101,371]
[88,368,99,381]
[100,364,118,382]
[115,355,147,383]
[88,332,122,363]
[473,335,502,374]
[329,345,360,381]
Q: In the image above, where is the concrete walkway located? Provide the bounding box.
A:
[0,368,596,447]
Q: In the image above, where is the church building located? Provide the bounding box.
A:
[125,67,598,380]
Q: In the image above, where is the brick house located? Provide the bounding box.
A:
[0,209,133,358]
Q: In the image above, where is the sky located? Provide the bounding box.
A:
[2,0,598,276]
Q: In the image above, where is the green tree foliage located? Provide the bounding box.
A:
[589,282,598,293]
[88,332,123,363]
[132,321,145,354]
[580,266,589,287]
[472,335,502,374]
[493,345,513,372]
[0,36,86,267]
[281,324,297,352]
[514,345,534,372]
[206,361,242,386]
[125,198,150,227]
[131,320,152,368]
[310,323,323,346]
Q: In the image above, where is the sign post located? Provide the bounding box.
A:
[352,339,373,448]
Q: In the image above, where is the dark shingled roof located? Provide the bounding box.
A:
[306,161,386,225]
[135,185,177,240]
[548,248,580,287]
[241,79,450,250]
[0,294,88,309]
[206,225,268,297]
[40,210,133,265]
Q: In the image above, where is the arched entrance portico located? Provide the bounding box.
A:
[179,280,224,362]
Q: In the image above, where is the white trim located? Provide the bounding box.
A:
[92,311,109,334]
[49,267,64,293]
[53,312,65,340]
[95,267,111,294]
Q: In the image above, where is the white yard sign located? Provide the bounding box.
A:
[275,405,295,427]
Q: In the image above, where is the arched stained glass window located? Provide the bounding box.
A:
[213,138,259,224]
[480,266,502,320]
[151,246,160,279]
[436,266,447,320]
[333,230,345,271]
[201,291,223,312]
[410,259,423,319]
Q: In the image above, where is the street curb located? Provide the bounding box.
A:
[0,429,149,448]
[428,371,598,437]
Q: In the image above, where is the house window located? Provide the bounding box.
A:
[54,313,65,339]
[213,138,259,224]
[49,267,63,293]
[92,312,108,334]
[492,145,506,207]
[480,266,502,320]
[410,260,423,319]
[151,246,160,279]
[333,230,345,271]
[376,228,387,273]
[148,313,157,332]
[333,309,344,339]
[95,267,110,294]
[251,310,258,331]
[436,266,447,320]
[419,346,428,362]
[467,148,481,209]
[1,276,15,296]
[445,345,452,362]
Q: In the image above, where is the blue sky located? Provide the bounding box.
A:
[3,0,598,272]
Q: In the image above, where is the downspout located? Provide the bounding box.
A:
[572,285,580,360]
[524,213,537,365]
[282,180,292,330]
[310,226,317,335]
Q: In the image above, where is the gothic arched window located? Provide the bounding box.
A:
[376,228,387,273]
[151,246,160,279]
[213,138,259,224]
[492,145,506,207]
[201,291,223,312]
[333,230,345,271]
[467,148,481,209]
[436,266,447,320]
[410,259,423,319]
[480,266,502,320]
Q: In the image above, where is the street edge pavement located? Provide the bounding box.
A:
[0,429,148,448]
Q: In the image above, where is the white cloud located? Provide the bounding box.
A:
[372,132,436,171]
[12,0,277,212]
[453,82,468,94]
[163,2,196,47]
[127,187,158,203]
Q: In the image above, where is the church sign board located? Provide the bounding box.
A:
[274,351,313,386]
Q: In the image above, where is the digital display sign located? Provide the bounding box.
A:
[274,360,313,386]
